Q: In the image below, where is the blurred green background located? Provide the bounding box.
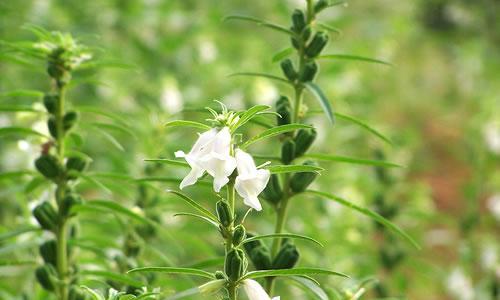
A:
[0,0,499,299]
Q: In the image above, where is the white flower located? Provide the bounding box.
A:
[242,279,280,300]
[234,149,270,211]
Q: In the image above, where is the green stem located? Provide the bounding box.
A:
[228,282,237,300]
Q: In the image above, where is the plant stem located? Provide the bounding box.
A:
[228,282,237,300]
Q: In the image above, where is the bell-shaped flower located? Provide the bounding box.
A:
[242,279,280,300]
[175,128,218,189]
[197,127,237,192]
[234,149,270,211]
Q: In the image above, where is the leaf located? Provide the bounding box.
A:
[319,54,392,66]
[223,15,294,35]
[243,233,323,247]
[266,164,324,174]
[80,270,143,287]
[167,190,219,223]
[0,226,40,242]
[272,47,294,63]
[228,72,291,85]
[0,170,34,181]
[127,267,215,279]
[240,268,349,281]
[165,286,201,300]
[305,153,402,168]
[164,120,211,130]
[317,23,342,36]
[335,112,393,145]
[76,106,129,127]
[304,190,420,249]
[90,122,136,138]
[79,174,112,195]
[304,82,335,124]
[0,127,49,139]
[92,127,125,151]
[241,124,313,148]
[0,104,41,113]
[233,105,271,131]
[144,159,189,168]
[174,213,219,227]
[0,89,44,99]
[288,276,329,300]
[81,200,152,225]
[185,258,225,269]
[79,286,105,300]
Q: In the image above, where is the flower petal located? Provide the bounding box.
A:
[243,279,277,300]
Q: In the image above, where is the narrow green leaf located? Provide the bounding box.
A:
[79,286,105,300]
[81,200,152,225]
[80,270,143,287]
[241,124,313,148]
[228,72,291,85]
[240,268,349,281]
[185,258,225,269]
[272,47,294,63]
[164,120,211,130]
[0,170,34,181]
[90,127,124,151]
[223,15,294,35]
[0,89,44,99]
[304,82,335,124]
[288,276,329,300]
[243,233,323,247]
[0,104,41,113]
[319,54,392,66]
[304,190,420,249]
[144,159,189,168]
[0,127,49,139]
[317,23,342,36]
[0,226,40,242]
[76,106,129,127]
[80,174,112,195]
[305,153,402,168]
[266,164,324,174]
[127,267,215,279]
[335,112,393,145]
[174,213,219,227]
[90,122,136,138]
[167,190,219,223]
[233,105,271,131]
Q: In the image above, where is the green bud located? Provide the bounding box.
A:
[39,239,57,266]
[262,174,283,205]
[66,155,89,179]
[291,9,306,33]
[293,128,317,157]
[63,111,79,131]
[242,233,261,253]
[305,32,329,58]
[35,264,57,291]
[299,61,319,82]
[33,201,58,231]
[302,26,312,42]
[290,160,319,193]
[224,248,247,281]
[276,96,291,126]
[272,243,300,269]
[281,139,296,165]
[291,36,300,49]
[48,117,58,139]
[43,94,58,114]
[69,286,91,300]
[280,58,297,81]
[35,154,63,180]
[214,270,226,280]
[249,246,272,270]
[47,62,65,80]
[232,225,246,246]
[314,0,329,13]
[60,193,83,217]
[216,200,233,227]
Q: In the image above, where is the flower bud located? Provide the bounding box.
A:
[66,155,90,180]
[35,264,57,291]
[63,111,79,131]
[276,96,291,126]
[293,128,317,157]
[305,32,329,58]
[262,174,283,205]
[281,139,296,165]
[216,200,233,227]
[35,155,63,180]
[272,243,300,269]
[43,94,58,114]
[280,59,297,81]
[232,225,246,246]
[48,117,58,138]
[290,160,319,193]
[69,286,91,300]
[249,246,272,270]
[291,36,300,49]
[291,9,306,33]
[302,26,312,42]
[242,233,261,253]
[224,248,248,281]
[33,201,58,231]
[299,61,319,82]
[314,0,329,13]
[214,270,226,280]
[60,193,83,217]
[39,239,57,266]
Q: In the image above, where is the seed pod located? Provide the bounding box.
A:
[249,246,273,270]
[35,264,57,291]
[262,174,283,205]
[281,139,296,165]
[60,193,83,217]
[63,111,79,131]
[291,9,306,33]
[214,270,226,280]
[232,225,246,246]
[242,233,261,253]
[47,63,65,80]
[290,160,319,193]
[69,286,91,300]
[299,61,319,82]
[280,58,297,81]
[293,128,317,157]
[272,243,300,269]
[48,117,58,138]
[305,32,329,58]
[291,36,300,50]
[276,96,291,126]
[66,155,89,173]
[224,248,247,281]
[302,26,312,42]
[39,239,57,266]
[33,201,58,231]
[35,155,63,180]
[314,0,329,13]
[216,200,233,227]
[43,94,58,114]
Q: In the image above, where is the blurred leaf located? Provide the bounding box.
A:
[243,233,323,247]
[317,23,342,36]
[167,190,219,223]
[319,54,392,66]
[0,104,41,113]
[76,106,129,127]
[335,112,393,145]
[0,170,34,181]
[0,89,44,99]
[79,200,152,225]
[0,226,40,242]
[305,153,402,168]
[240,268,349,281]
[127,267,215,279]
[223,15,294,35]
[185,257,224,269]
[266,164,324,174]
[81,270,143,287]
[90,122,136,138]
[144,159,189,168]
[80,174,112,194]
[91,127,125,151]
[0,127,49,139]
[272,47,294,63]
[80,286,105,300]
[241,124,313,148]
[174,213,219,227]
[304,82,335,124]
[164,120,211,130]
[233,105,271,131]
[228,72,291,85]
[288,276,329,300]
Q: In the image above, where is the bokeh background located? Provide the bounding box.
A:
[1,0,499,299]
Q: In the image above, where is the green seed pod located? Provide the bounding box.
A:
[281,139,296,165]
[305,31,329,58]
[63,111,79,131]
[39,239,57,266]
[299,61,319,82]
[249,246,272,270]
[302,26,312,42]
[272,243,300,269]
[48,117,58,138]
[66,155,89,173]
[214,270,226,280]
[291,36,300,49]
[216,200,233,227]
[43,94,58,114]
[224,248,247,281]
[232,225,246,246]
[35,154,63,180]
[33,201,58,231]
[293,128,317,157]
[276,96,292,126]
[242,233,261,253]
[291,9,306,33]
[290,160,319,193]
[69,286,91,300]
[60,193,83,217]
[314,0,329,13]
[280,58,297,81]
[262,174,283,205]
[47,63,65,80]
[35,264,57,291]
